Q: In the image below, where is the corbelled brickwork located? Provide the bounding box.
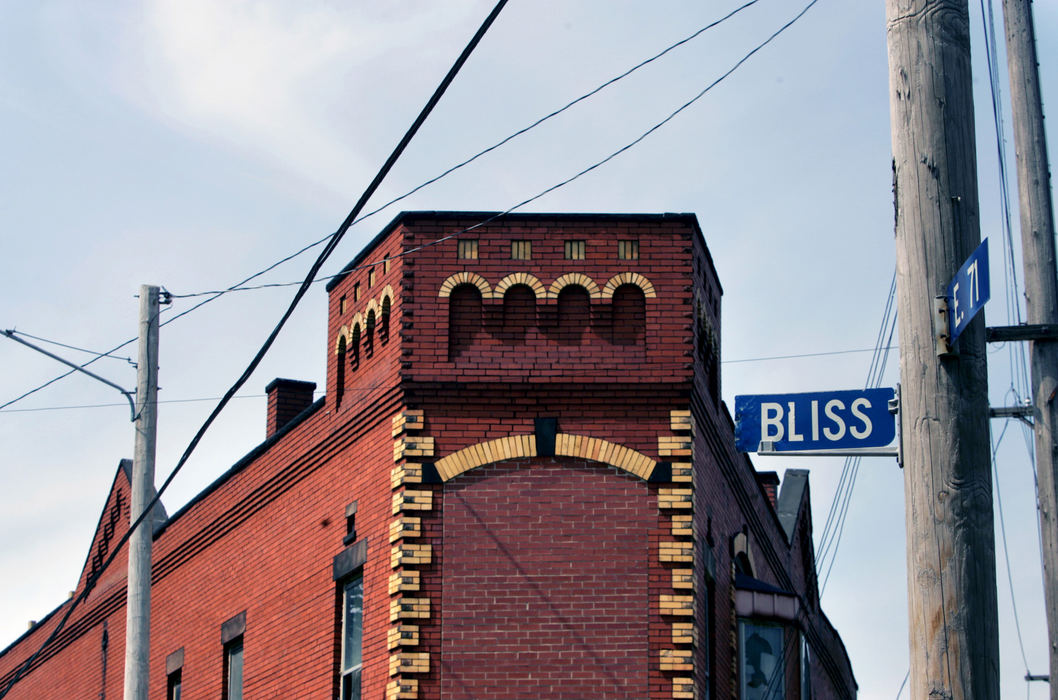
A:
[0,212,855,700]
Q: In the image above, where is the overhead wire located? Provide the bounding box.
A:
[1,0,830,692]
[0,1,510,694]
[3,0,766,410]
[816,270,897,594]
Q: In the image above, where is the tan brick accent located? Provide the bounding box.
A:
[671,621,694,645]
[658,488,693,510]
[434,434,537,481]
[389,652,430,676]
[671,514,693,537]
[659,648,693,672]
[393,435,435,462]
[364,297,380,318]
[670,462,692,483]
[390,543,432,568]
[390,463,423,489]
[389,598,430,622]
[387,623,420,650]
[546,272,601,300]
[672,569,694,589]
[493,272,546,299]
[554,433,655,479]
[659,541,694,563]
[388,570,420,595]
[391,490,433,515]
[600,271,657,299]
[389,516,422,543]
[335,325,350,354]
[391,409,425,437]
[669,409,693,433]
[386,678,418,700]
[672,677,694,699]
[438,271,492,299]
[658,435,692,458]
[659,594,694,616]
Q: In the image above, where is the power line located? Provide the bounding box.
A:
[3,330,135,365]
[2,0,768,411]
[0,1,509,694]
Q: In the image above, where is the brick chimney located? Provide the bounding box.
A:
[266,379,317,438]
[757,471,780,510]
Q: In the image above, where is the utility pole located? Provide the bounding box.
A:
[124,285,160,700]
[1002,0,1058,689]
[886,2,1000,698]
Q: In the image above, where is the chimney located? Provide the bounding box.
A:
[266,378,317,438]
[756,471,780,510]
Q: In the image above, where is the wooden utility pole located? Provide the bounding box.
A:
[1002,0,1058,689]
[124,285,160,700]
[886,2,1000,698]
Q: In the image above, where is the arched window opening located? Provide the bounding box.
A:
[501,284,536,344]
[365,311,376,358]
[449,284,482,360]
[380,297,391,344]
[556,285,590,346]
[611,284,645,346]
[335,335,346,409]
[350,324,361,371]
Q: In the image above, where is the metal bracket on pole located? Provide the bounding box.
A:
[890,383,903,468]
[934,296,954,356]
[985,324,1058,343]
[990,404,1034,428]
[1,329,137,421]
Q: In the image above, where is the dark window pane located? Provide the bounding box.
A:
[226,641,243,700]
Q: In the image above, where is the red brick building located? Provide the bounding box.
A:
[0,212,856,699]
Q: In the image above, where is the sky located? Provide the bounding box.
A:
[0,1,1055,697]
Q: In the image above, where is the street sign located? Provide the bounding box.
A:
[734,388,896,453]
[947,238,990,343]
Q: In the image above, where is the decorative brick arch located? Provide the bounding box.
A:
[494,273,545,299]
[350,312,364,332]
[601,272,657,299]
[547,273,601,301]
[433,433,656,481]
[379,285,395,307]
[364,298,380,317]
[335,325,350,354]
[438,272,492,299]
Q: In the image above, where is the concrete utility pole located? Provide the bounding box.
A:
[886,2,1000,698]
[124,285,160,700]
[1002,0,1058,689]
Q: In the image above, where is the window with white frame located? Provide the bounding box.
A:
[340,574,364,700]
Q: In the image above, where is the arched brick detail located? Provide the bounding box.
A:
[379,285,395,307]
[494,273,545,299]
[554,433,656,479]
[335,325,350,354]
[601,272,657,299]
[350,312,364,333]
[547,273,600,301]
[732,531,757,577]
[434,435,537,481]
[438,272,492,299]
[365,298,380,317]
[434,433,656,482]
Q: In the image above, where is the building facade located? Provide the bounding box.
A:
[0,212,855,699]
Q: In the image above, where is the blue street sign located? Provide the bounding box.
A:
[947,238,990,343]
[734,388,896,453]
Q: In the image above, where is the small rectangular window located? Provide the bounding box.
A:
[340,575,364,700]
[368,268,376,288]
[167,670,182,700]
[564,240,585,260]
[224,639,244,700]
[353,282,361,301]
[511,240,532,260]
[383,255,391,274]
[618,240,639,260]
[339,296,347,315]
[457,239,478,260]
